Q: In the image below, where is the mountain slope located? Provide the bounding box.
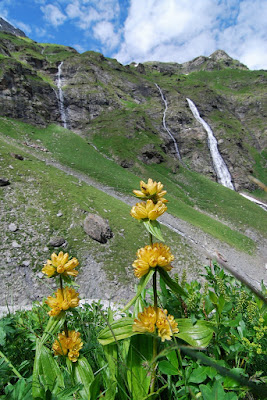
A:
[0,30,266,307]
[0,32,266,191]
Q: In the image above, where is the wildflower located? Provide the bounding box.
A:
[130,200,167,221]
[156,308,179,342]
[133,178,167,203]
[133,243,174,278]
[42,251,79,278]
[133,306,157,334]
[46,287,80,316]
[53,330,83,362]
[133,306,179,342]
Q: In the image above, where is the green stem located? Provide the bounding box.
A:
[150,268,158,394]
[59,275,69,337]
[0,350,22,379]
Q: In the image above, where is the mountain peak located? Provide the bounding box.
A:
[210,50,232,61]
[0,17,26,37]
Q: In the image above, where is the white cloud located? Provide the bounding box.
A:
[12,20,32,35]
[72,43,86,53]
[114,0,267,70]
[0,0,11,19]
[65,0,119,30]
[41,4,67,27]
[93,21,120,50]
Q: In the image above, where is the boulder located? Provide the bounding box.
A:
[0,178,10,186]
[49,237,66,247]
[84,213,113,244]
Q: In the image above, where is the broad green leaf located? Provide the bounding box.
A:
[166,349,179,370]
[32,314,66,398]
[102,344,117,400]
[158,269,187,297]
[158,360,179,375]
[127,335,153,400]
[176,319,214,347]
[121,270,154,313]
[224,368,247,389]
[143,219,164,241]
[188,366,208,383]
[73,356,94,400]
[98,317,138,345]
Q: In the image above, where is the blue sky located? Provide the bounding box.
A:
[0,0,266,69]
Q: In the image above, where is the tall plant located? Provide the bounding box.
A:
[98,178,214,398]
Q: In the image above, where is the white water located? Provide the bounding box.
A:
[155,84,182,161]
[56,61,68,129]
[186,98,234,190]
[240,193,267,211]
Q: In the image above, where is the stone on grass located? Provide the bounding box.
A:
[0,178,10,186]
[8,223,18,232]
[49,237,66,247]
[84,213,113,244]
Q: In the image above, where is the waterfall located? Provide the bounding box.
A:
[186,98,234,190]
[56,61,68,129]
[155,84,182,162]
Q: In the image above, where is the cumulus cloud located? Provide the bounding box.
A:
[93,21,120,50]
[65,0,120,30]
[114,0,267,69]
[41,4,67,27]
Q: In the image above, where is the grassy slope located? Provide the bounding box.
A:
[1,117,266,254]
[0,136,199,283]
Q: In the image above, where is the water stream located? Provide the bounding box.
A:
[56,61,68,129]
[155,84,182,161]
[186,98,234,190]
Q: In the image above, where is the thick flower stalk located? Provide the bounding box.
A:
[133,306,179,342]
[130,199,167,221]
[133,243,174,278]
[52,330,83,362]
[133,178,167,204]
[46,287,80,316]
[42,251,79,278]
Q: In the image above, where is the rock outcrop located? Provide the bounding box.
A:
[0,29,266,191]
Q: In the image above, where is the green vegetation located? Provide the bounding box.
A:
[0,263,266,399]
[1,116,266,253]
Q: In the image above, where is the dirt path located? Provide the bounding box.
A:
[1,133,266,299]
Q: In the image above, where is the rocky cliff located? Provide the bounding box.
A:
[0,30,266,191]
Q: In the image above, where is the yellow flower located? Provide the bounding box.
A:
[133,306,179,342]
[133,243,174,278]
[42,251,79,278]
[130,200,167,221]
[133,306,157,334]
[133,178,167,203]
[45,287,80,316]
[156,308,179,342]
[53,330,83,362]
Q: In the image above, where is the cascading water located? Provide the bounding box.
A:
[186,98,235,190]
[155,84,182,162]
[56,61,68,129]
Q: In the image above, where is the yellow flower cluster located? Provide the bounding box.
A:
[52,330,83,362]
[131,178,168,221]
[45,287,80,316]
[133,178,167,203]
[133,306,179,342]
[133,243,174,278]
[130,199,167,221]
[42,251,79,278]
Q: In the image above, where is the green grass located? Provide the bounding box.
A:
[1,117,265,254]
[0,137,200,282]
